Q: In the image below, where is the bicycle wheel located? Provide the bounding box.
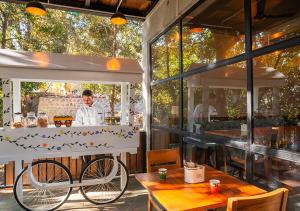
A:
[79,156,129,204]
[14,160,73,211]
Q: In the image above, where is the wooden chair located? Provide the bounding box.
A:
[146,148,181,211]
[227,188,289,211]
[146,148,181,173]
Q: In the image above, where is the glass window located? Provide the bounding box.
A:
[151,25,180,81]
[252,0,300,49]
[182,62,247,177]
[182,0,245,72]
[253,154,300,210]
[253,46,300,152]
[151,129,180,150]
[152,80,180,128]
[183,140,246,179]
[183,62,247,136]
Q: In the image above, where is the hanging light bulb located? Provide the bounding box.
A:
[189,27,203,34]
[111,0,127,25]
[26,1,46,16]
[106,58,121,71]
[111,12,127,25]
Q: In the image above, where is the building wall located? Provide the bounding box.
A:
[142,0,198,150]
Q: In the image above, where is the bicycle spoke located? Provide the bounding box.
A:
[80,157,128,204]
[14,161,71,211]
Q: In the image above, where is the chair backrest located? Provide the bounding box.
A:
[227,188,289,211]
[146,148,181,173]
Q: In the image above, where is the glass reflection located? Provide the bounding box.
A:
[253,154,300,210]
[252,0,300,49]
[151,26,179,80]
[151,129,180,150]
[182,0,245,71]
[152,80,179,128]
[253,46,300,152]
[183,62,247,137]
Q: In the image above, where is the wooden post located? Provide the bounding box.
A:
[121,82,128,125]
[121,83,136,188]
[2,79,12,128]
[12,79,22,114]
[129,83,136,126]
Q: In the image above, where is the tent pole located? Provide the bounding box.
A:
[12,79,21,114]
[121,82,127,125]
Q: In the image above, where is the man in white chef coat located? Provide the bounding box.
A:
[193,93,218,124]
[75,89,104,165]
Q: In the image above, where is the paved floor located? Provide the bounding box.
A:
[0,176,148,211]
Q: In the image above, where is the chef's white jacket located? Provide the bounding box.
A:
[75,102,104,126]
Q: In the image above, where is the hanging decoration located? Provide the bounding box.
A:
[189,27,203,34]
[26,1,46,16]
[111,0,127,25]
[106,24,121,71]
[106,58,121,71]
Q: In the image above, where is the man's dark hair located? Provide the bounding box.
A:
[82,89,93,97]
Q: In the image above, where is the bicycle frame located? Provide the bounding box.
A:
[28,155,119,190]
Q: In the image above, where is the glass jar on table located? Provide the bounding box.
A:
[26,112,37,128]
[37,112,48,128]
[13,112,25,128]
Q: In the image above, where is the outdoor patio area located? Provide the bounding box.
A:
[0,177,148,211]
[0,0,299,210]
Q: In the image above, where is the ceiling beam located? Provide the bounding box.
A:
[0,0,146,20]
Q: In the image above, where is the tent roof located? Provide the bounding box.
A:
[0,49,143,83]
[186,63,285,88]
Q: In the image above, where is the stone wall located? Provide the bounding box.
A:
[37,96,110,123]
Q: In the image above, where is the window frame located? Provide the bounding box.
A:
[149,0,300,183]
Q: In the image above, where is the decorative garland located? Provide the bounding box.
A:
[129,92,138,116]
[0,137,112,151]
[2,79,11,128]
[0,127,138,151]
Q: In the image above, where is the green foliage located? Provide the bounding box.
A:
[225,89,247,119]
[152,81,179,126]
[21,82,47,95]
[0,2,142,124]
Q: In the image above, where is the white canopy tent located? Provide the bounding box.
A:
[0,49,143,118]
[185,63,286,131]
[0,49,143,83]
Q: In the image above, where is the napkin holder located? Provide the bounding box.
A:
[184,165,205,184]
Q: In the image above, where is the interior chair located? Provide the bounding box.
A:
[226,188,289,211]
[225,127,275,179]
[146,148,181,211]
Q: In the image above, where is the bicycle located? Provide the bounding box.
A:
[13,154,129,211]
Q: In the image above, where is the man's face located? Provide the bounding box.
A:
[83,95,93,107]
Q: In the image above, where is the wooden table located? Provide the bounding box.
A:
[135,165,266,211]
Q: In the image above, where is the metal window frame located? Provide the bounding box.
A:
[149,0,300,172]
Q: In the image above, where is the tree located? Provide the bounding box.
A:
[0,1,143,125]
